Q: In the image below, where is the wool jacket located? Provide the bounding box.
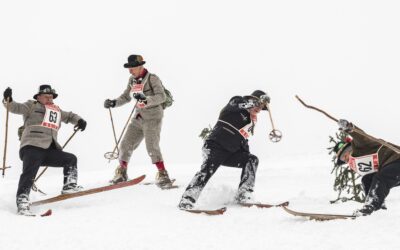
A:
[348,127,400,169]
[4,100,81,150]
[115,72,166,120]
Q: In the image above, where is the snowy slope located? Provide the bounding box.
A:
[1,154,400,250]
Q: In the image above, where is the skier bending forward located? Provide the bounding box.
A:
[334,119,400,216]
[178,90,270,209]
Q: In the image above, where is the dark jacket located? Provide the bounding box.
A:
[349,128,400,169]
[207,96,255,152]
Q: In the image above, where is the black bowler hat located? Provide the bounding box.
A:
[33,85,58,100]
[244,90,268,110]
[123,55,146,68]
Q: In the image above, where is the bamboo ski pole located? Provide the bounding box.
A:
[295,95,400,154]
[265,102,282,143]
[104,100,138,160]
[1,97,11,177]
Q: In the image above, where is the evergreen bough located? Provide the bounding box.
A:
[328,132,365,204]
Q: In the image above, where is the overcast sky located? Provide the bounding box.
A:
[1,0,400,170]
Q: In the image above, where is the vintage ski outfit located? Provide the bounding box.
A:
[104,55,172,187]
[3,85,86,215]
[178,90,270,209]
[335,119,400,216]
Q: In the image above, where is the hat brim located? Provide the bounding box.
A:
[33,93,58,100]
[123,61,146,68]
[335,143,352,165]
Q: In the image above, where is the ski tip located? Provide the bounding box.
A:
[40,209,52,217]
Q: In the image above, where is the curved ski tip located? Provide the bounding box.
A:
[281,201,289,207]
[41,209,52,217]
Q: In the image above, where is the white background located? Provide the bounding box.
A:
[1,1,400,249]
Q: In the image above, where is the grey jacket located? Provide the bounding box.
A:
[3,100,81,150]
[115,72,166,120]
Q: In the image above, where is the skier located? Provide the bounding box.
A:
[334,119,400,216]
[104,54,173,187]
[2,85,87,215]
[178,90,270,209]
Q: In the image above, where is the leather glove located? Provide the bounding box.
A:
[75,119,87,131]
[338,119,354,132]
[3,87,12,102]
[259,94,270,104]
[104,99,116,108]
[133,93,147,101]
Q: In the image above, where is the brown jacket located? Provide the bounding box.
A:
[4,100,81,150]
[349,127,400,169]
[115,72,166,120]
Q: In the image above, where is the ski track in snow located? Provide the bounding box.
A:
[1,154,400,250]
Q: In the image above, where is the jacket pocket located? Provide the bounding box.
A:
[31,131,44,134]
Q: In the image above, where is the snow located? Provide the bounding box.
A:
[1,154,400,250]
[2,0,400,249]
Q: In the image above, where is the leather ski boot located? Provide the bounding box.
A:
[110,165,128,184]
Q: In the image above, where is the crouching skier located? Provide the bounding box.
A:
[178,90,270,210]
[334,119,400,216]
[2,85,87,215]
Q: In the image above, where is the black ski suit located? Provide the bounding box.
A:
[181,96,260,204]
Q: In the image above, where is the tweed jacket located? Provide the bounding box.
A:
[3,100,81,150]
[115,72,166,120]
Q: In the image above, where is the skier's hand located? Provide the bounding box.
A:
[239,99,260,109]
[104,99,116,108]
[133,92,147,101]
[259,93,270,104]
[75,119,87,131]
[338,119,354,132]
[3,87,12,102]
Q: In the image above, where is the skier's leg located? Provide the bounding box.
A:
[111,117,144,183]
[143,118,163,163]
[355,160,400,215]
[17,146,46,211]
[223,151,259,202]
[179,141,229,208]
[142,118,171,186]
[119,117,144,163]
[361,173,374,195]
[365,160,400,209]
[43,148,79,191]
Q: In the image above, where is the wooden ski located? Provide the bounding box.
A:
[32,175,145,206]
[282,205,356,221]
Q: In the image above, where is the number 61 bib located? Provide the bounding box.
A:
[348,153,379,176]
[41,104,61,130]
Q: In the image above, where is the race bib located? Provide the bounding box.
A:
[41,104,61,130]
[239,116,257,139]
[131,83,144,94]
[348,153,379,176]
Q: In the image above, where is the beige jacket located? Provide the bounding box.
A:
[3,100,81,150]
[115,72,166,120]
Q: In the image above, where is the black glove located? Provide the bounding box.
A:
[3,87,12,102]
[75,119,87,131]
[133,93,147,101]
[338,119,354,132]
[104,99,116,108]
